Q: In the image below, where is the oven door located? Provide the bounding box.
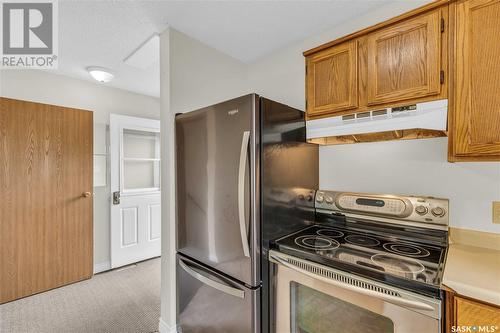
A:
[269,251,441,333]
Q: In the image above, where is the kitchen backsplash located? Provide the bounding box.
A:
[319,137,500,234]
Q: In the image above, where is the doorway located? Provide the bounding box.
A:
[109,114,161,268]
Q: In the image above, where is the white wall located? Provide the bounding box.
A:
[159,28,249,332]
[247,1,500,233]
[319,138,500,233]
[169,29,250,114]
[0,69,160,269]
[0,70,159,124]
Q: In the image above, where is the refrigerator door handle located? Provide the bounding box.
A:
[238,130,251,258]
[179,258,245,299]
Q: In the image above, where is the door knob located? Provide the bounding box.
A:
[82,191,92,198]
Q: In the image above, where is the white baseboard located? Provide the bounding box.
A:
[93,261,111,274]
[159,318,178,333]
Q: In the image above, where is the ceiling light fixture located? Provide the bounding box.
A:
[87,66,114,83]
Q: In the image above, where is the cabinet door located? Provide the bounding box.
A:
[455,296,500,327]
[306,40,358,117]
[366,10,442,105]
[452,0,500,159]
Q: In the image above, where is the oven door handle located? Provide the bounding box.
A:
[270,254,435,312]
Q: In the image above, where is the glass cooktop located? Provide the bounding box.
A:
[272,224,447,297]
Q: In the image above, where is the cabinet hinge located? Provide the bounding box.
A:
[305,65,308,75]
[440,70,445,84]
[441,18,445,33]
[305,100,308,109]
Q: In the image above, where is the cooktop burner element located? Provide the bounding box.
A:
[383,242,431,258]
[273,223,447,296]
[316,229,344,238]
[370,254,425,274]
[345,234,380,247]
[294,235,340,251]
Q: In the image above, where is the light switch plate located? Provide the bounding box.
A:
[493,202,500,224]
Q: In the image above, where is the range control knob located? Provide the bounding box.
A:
[415,205,428,215]
[431,207,446,217]
[316,194,324,203]
[325,196,334,204]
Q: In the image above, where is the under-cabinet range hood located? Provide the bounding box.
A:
[306,99,448,142]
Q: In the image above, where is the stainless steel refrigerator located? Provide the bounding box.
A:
[175,94,318,333]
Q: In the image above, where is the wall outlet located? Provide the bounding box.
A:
[493,202,500,224]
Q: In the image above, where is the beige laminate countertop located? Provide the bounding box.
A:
[443,243,500,306]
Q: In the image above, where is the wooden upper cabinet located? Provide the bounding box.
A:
[366,10,442,106]
[450,0,500,160]
[304,7,447,120]
[306,40,358,117]
[303,0,499,158]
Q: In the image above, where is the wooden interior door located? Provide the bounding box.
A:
[306,40,358,117]
[451,0,500,159]
[366,10,442,106]
[0,97,93,304]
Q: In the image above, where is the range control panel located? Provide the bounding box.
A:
[315,190,449,227]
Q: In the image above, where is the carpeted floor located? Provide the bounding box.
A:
[0,258,161,333]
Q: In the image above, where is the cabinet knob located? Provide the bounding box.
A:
[82,191,92,198]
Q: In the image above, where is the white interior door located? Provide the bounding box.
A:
[110,114,161,268]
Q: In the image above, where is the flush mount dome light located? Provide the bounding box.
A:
[87,66,114,83]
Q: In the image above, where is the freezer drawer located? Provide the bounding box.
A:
[177,254,260,333]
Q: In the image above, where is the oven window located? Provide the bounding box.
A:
[290,282,394,333]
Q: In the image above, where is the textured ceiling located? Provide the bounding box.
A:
[57,0,427,97]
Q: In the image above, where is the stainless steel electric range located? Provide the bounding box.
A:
[269,190,449,333]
